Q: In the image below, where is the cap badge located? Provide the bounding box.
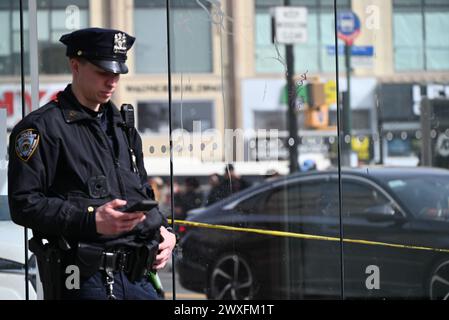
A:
[113,33,127,54]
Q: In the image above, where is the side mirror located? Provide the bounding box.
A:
[363,204,406,223]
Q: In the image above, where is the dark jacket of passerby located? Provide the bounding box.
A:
[206,174,223,205]
[216,174,251,200]
[175,178,203,220]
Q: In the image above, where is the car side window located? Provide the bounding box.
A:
[263,180,329,216]
[341,180,391,217]
[234,191,268,214]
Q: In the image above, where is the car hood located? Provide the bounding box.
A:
[0,221,28,264]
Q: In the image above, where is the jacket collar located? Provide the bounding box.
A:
[58,84,122,124]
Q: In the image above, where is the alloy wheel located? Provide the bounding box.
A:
[429,260,449,300]
[209,254,254,300]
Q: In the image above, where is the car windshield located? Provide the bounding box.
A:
[0,196,11,221]
[385,176,449,221]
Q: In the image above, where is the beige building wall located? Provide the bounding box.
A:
[232,0,256,130]
[352,0,394,76]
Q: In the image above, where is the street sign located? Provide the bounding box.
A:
[326,45,374,68]
[271,7,308,45]
[326,45,373,56]
[337,11,361,45]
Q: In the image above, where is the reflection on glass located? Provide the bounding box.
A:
[171,0,341,299]
[339,0,449,300]
[0,1,36,300]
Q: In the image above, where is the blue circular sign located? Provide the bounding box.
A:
[337,11,361,44]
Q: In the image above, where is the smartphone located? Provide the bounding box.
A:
[121,200,158,213]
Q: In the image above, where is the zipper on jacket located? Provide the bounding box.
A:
[95,122,127,200]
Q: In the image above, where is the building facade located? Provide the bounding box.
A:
[1,0,449,170]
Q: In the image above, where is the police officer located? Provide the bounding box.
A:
[7,28,176,300]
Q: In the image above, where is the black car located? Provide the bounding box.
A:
[176,167,449,300]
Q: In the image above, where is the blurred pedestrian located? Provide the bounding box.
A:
[175,177,204,220]
[206,173,223,205]
[217,164,251,200]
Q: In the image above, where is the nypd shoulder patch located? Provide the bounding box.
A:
[15,129,40,162]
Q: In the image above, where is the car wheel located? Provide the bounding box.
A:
[208,253,255,300]
[429,259,449,300]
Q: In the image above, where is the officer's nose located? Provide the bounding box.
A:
[106,73,120,87]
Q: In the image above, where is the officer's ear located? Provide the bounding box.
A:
[69,58,79,75]
[69,57,86,75]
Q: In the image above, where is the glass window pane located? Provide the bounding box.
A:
[134,5,212,74]
[173,0,341,300]
[134,8,167,74]
[340,0,449,301]
[172,9,212,73]
[0,11,11,57]
[393,12,424,70]
[1,2,36,300]
[37,11,49,41]
[394,13,423,46]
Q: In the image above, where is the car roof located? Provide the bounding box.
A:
[207,166,449,208]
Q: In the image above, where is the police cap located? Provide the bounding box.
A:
[60,27,135,74]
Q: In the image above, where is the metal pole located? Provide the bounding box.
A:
[342,43,352,166]
[420,98,432,166]
[333,2,345,300]
[284,0,299,173]
[19,0,29,301]
[165,0,176,300]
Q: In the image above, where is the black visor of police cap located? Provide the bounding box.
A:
[60,27,135,74]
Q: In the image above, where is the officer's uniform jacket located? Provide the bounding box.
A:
[8,85,167,245]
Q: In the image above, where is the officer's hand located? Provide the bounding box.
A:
[153,226,176,270]
[95,199,146,235]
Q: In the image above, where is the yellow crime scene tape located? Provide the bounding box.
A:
[168,219,449,254]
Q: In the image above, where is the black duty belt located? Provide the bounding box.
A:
[99,247,131,273]
[76,240,159,284]
[97,246,135,300]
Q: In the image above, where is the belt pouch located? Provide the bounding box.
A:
[75,242,104,278]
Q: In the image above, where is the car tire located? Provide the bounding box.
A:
[207,253,255,300]
[429,258,449,300]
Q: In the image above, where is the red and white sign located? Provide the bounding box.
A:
[0,84,66,129]
[337,11,361,46]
